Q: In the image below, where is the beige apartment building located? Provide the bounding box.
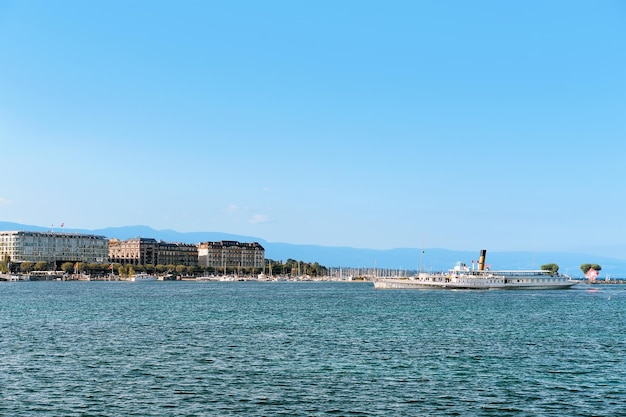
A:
[0,230,108,266]
[198,240,265,271]
[108,237,198,266]
[108,237,158,265]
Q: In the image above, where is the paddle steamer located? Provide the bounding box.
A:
[374,250,577,290]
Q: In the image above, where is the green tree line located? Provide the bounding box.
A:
[264,258,328,276]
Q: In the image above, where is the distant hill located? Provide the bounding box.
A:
[1,221,625,277]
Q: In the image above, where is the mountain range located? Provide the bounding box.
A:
[1,221,625,278]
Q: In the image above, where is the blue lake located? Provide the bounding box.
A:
[1,281,624,416]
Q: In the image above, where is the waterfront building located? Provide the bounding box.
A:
[198,240,265,270]
[0,230,108,266]
[108,237,198,266]
[157,242,198,266]
[108,237,158,266]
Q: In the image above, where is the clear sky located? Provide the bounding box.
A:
[1,1,625,257]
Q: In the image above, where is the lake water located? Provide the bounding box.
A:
[1,281,624,416]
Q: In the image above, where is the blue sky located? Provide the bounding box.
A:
[1,1,625,257]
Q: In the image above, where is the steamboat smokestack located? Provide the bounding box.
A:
[478,249,487,271]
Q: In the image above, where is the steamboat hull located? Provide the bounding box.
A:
[374,278,577,290]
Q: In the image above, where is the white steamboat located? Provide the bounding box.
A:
[374,250,577,290]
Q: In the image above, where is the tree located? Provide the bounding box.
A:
[118,264,128,277]
[541,264,559,274]
[580,264,602,274]
[1,254,10,273]
[86,263,101,275]
[20,261,33,273]
[34,261,48,271]
[61,262,75,274]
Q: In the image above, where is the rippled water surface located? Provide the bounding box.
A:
[1,281,625,416]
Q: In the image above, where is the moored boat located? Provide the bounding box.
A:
[129,273,158,282]
[195,275,217,281]
[374,249,577,290]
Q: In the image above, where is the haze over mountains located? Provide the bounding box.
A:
[2,222,625,278]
